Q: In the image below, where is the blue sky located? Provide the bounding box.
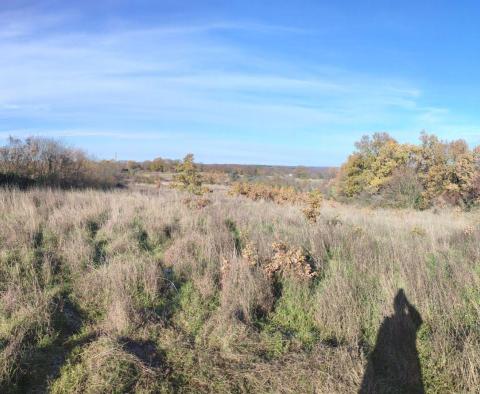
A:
[1,0,480,165]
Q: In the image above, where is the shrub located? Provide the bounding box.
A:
[183,197,212,210]
[229,182,323,221]
[229,182,299,204]
[264,242,317,280]
[302,190,323,223]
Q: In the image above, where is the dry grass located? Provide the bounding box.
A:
[0,186,479,392]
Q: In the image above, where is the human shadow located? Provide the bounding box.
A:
[359,289,424,394]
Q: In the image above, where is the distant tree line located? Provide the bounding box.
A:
[1,136,339,190]
[136,158,337,179]
[336,132,480,208]
[135,157,180,172]
[0,137,121,188]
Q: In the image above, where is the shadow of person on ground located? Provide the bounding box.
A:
[359,289,424,394]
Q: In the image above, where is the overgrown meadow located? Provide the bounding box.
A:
[1,186,479,393]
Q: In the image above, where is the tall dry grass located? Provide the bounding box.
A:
[0,186,479,392]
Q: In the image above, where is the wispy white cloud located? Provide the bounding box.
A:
[0,129,176,140]
[0,6,477,164]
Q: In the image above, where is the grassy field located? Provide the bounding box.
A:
[1,186,479,393]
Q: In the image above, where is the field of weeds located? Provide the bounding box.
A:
[1,186,479,393]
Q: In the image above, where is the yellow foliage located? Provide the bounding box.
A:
[301,190,323,223]
[172,154,210,195]
[229,182,300,204]
[337,132,480,208]
[229,182,323,221]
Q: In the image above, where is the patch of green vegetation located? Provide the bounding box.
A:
[426,253,438,278]
[132,218,150,251]
[260,324,290,358]
[92,236,108,266]
[6,292,87,393]
[174,282,219,339]
[225,218,242,253]
[264,280,320,350]
[85,212,108,239]
[416,321,455,393]
[131,218,177,258]
[131,281,175,325]
[154,225,179,263]
[85,220,99,239]
[159,328,247,393]
[85,214,110,266]
[50,339,143,394]
[459,282,480,331]
[261,222,275,235]
[355,275,383,349]
[426,253,454,281]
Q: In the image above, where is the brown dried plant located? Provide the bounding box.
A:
[242,240,259,266]
[183,197,212,210]
[264,241,317,280]
[230,182,323,222]
[229,182,299,204]
[301,190,323,223]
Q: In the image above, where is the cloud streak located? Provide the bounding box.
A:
[0,4,478,164]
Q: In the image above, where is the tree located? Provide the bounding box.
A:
[337,132,407,197]
[294,166,309,179]
[173,154,204,194]
[416,133,479,206]
[337,152,370,197]
[336,132,480,208]
[368,141,419,193]
[148,157,166,172]
[0,136,119,188]
[354,132,397,157]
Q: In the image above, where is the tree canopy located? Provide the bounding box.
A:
[337,132,480,208]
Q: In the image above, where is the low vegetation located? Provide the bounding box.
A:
[1,186,479,392]
[1,132,479,392]
[229,182,323,222]
[229,182,301,204]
